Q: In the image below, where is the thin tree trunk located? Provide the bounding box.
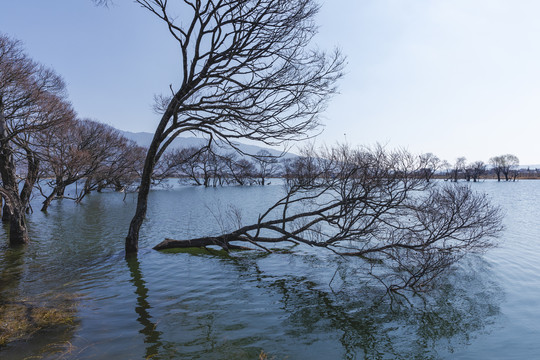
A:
[20,148,39,210]
[41,188,57,212]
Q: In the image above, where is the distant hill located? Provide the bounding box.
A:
[120,131,298,159]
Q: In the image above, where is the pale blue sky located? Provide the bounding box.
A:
[1,0,539,164]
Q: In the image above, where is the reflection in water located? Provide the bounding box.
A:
[0,183,522,359]
[222,253,502,359]
[126,256,164,359]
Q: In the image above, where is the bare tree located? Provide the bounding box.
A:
[489,156,503,181]
[418,153,440,182]
[154,145,503,292]
[451,157,467,182]
[468,161,486,182]
[489,154,519,182]
[124,0,344,254]
[501,154,519,181]
[160,146,206,185]
[254,150,280,185]
[0,34,74,245]
[221,153,256,186]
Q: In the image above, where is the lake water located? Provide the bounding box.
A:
[1,180,539,359]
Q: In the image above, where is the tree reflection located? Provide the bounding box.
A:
[126,256,164,359]
[0,244,25,301]
[228,253,502,359]
[120,249,502,359]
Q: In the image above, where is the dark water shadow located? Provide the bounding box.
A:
[0,244,26,301]
[126,256,164,359]
[0,245,80,360]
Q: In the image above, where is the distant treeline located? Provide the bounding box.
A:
[430,154,538,182]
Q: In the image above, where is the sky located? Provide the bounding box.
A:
[1,0,540,165]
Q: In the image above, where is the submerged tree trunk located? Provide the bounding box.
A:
[126,182,149,254]
[125,115,167,255]
[41,187,58,212]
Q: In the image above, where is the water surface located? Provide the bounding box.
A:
[1,180,539,359]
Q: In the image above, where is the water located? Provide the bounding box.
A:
[0,180,539,359]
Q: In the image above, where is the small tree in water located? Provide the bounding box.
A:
[155,145,503,292]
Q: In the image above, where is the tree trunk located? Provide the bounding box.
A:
[56,181,66,197]
[97,180,105,192]
[20,149,39,210]
[125,113,169,254]
[114,180,124,192]
[126,182,149,254]
[153,236,252,251]
[8,201,29,245]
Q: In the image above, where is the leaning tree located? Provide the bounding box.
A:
[124,0,344,254]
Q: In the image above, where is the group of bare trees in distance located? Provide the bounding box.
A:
[157,147,279,187]
[0,34,146,245]
[417,153,525,183]
[155,146,529,188]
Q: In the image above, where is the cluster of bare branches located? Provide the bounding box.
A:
[37,119,146,211]
[0,34,75,245]
[155,145,503,292]
[158,146,279,187]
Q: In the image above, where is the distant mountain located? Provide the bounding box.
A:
[120,131,297,159]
